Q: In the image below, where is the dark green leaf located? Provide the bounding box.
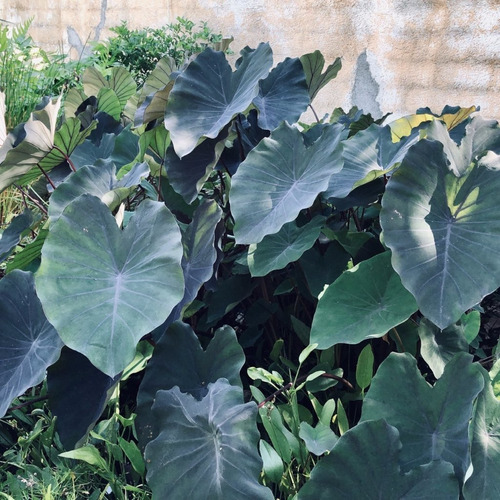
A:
[136,322,244,447]
[165,44,273,158]
[47,347,118,449]
[0,209,33,263]
[248,216,325,277]
[298,420,459,499]
[299,241,350,297]
[165,128,228,203]
[324,123,417,199]
[0,270,63,418]
[310,252,418,349]
[360,352,484,480]
[418,316,470,378]
[145,380,273,500]
[463,372,500,499]
[253,57,310,131]
[231,122,345,244]
[48,161,148,222]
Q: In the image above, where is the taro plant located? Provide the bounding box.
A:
[0,40,500,500]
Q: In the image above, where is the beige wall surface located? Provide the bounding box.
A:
[1,0,499,121]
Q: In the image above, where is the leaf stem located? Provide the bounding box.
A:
[391,327,405,353]
[309,104,320,124]
[14,184,48,215]
[257,372,354,408]
[52,145,77,172]
[7,395,48,413]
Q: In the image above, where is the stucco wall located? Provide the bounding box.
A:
[1,0,499,121]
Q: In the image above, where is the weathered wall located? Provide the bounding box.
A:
[1,0,499,120]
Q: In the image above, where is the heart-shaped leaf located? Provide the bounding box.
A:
[136,321,244,447]
[360,352,484,480]
[0,270,63,418]
[298,420,459,499]
[310,252,418,349]
[230,122,346,244]
[381,125,500,329]
[145,380,273,500]
[253,57,309,131]
[248,216,325,277]
[36,195,184,376]
[165,43,273,158]
[299,422,338,456]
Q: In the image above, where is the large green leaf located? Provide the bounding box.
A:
[83,66,136,109]
[164,43,273,158]
[360,352,484,480]
[145,380,273,500]
[463,371,500,499]
[18,117,97,186]
[298,420,459,499]
[47,347,119,449]
[299,51,342,102]
[248,216,325,277]
[310,252,418,349]
[0,270,63,418]
[230,122,345,244]
[36,195,184,376]
[324,123,419,199]
[48,161,148,222]
[0,209,33,263]
[381,125,500,329]
[252,57,310,131]
[136,321,244,447]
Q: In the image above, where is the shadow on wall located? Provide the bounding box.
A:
[67,0,108,58]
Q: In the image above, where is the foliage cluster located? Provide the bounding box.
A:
[0,37,500,500]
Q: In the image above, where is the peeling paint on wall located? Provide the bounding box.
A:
[351,50,382,118]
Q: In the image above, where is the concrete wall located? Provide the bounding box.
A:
[1,0,499,121]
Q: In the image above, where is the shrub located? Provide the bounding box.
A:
[90,17,228,85]
[0,41,500,499]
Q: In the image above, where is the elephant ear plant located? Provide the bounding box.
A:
[0,41,500,499]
